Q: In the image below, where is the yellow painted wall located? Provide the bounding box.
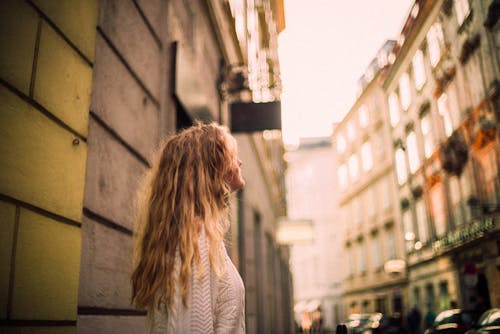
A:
[0,0,98,330]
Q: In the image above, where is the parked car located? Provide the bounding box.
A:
[345,314,374,334]
[424,309,480,334]
[364,313,408,334]
[361,313,384,334]
[466,308,500,334]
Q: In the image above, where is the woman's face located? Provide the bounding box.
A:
[225,135,245,192]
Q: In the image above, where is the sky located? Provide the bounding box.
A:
[278,0,414,146]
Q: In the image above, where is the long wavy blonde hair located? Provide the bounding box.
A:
[131,123,236,310]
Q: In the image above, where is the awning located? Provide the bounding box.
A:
[230,101,281,132]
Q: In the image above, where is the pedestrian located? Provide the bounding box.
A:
[131,122,246,333]
[424,307,435,330]
[407,306,422,334]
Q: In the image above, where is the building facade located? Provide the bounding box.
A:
[334,40,409,318]
[286,137,343,332]
[382,0,500,315]
[0,0,293,333]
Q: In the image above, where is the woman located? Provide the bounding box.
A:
[131,123,246,333]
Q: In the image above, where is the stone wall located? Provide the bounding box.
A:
[0,0,98,332]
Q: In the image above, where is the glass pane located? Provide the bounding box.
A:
[399,73,412,110]
[412,49,426,89]
[389,93,401,126]
[362,141,373,171]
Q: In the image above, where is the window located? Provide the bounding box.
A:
[347,120,356,140]
[460,173,473,221]
[464,52,484,106]
[415,199,429,242]
[347,246,355,276]
[421,114,435,158]
[387,229,396,260]
[479,150,499,206]
[399,73,412,110]
[412,49,426,90]
[338,163,348,189]
[379,176,392,210]
[439,281,451,310]
[361,141,373,171]
[413,287,421,306]
[349,154,359,181]
[395,148,408,185]
[372,236,382,269]
[403,209,415,251]
[426,284,436,310]
[430,184,447,236]
[358,242,366,273]
[407,131,420,173]
[437,94,454,137]
[388,92,401,127]
[427,22,445,67]
[359,105,369,128]
[449,177,464,226]
[455,0,471,26]
[337,133,346,153]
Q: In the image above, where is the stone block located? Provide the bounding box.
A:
[0,86,87,222]
[91,34,159,160]
[11,209,81,320]
[31,0,99,61]
[135,0,163,38]
[0,201,16,317]
[34,22,92,137]
[0,0,38,94]
[84,118,148,231]
[98,0,161,100]
[78,216,134,309]
[77,315,146,334]
[0,327,75,334]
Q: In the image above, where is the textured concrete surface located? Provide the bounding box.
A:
[11,209,81,320]
[84,118,148,231]
[98,0,161,100]
[0,1,38,95]
[34,22,93,137]
[78,216,134,309]
[90,34,160,161]
[135,0,163,37]
[31,0,99,61]
[77,315,146,334]
[0,86,87,222]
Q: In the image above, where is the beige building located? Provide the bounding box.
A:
[382,0,500,314]
[0,0,293,333]
[286,137,343,331]
[334,40,408,318]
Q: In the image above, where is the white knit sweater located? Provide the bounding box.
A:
[146,229,245,333]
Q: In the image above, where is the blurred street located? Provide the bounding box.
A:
[1,0,499,334]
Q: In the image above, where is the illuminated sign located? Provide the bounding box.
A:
[276,219,313,245]
[432,217,495,251]
[384,259,406,274]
